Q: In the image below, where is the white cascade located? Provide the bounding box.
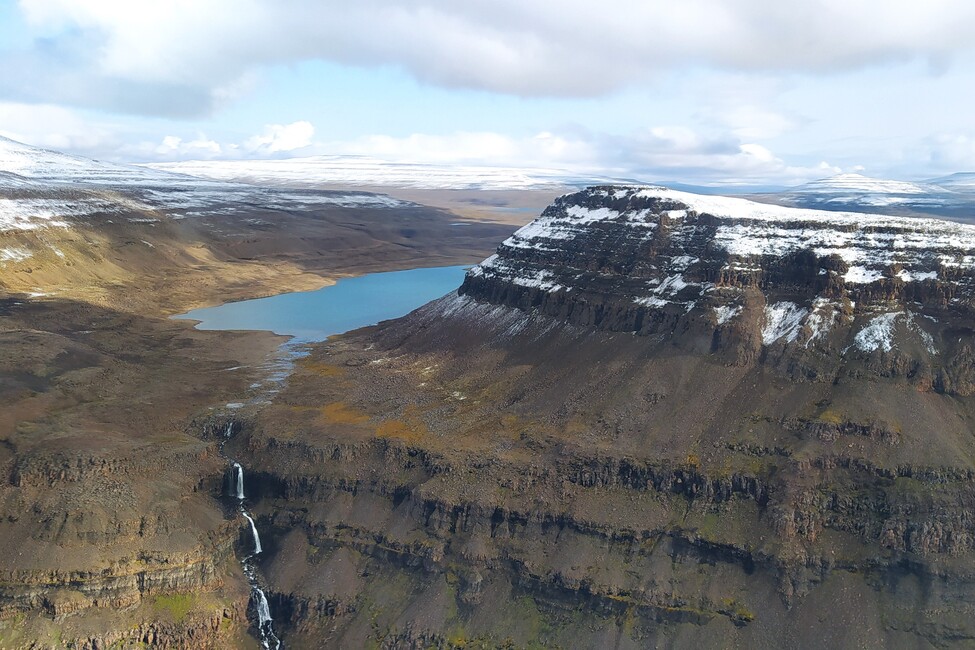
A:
[255,588,272,626]
[224,421,233,437]
[242,512,262,554]
[251,586,280,649]
[234,462,245,500]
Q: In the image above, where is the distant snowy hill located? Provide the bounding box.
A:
[754,172,975,221]
[145,156,635,192]
[0,137,407,232]
[796,173,944,197]
[0,136,187,187]
[928,172,975,193]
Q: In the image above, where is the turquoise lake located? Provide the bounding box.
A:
[175,265,468,342]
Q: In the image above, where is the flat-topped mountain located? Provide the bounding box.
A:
[462,185,975,378]
[240,186,975,647]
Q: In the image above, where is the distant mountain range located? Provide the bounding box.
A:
[4,135,974,223]
[148,157,975,221]
[146,156,640,192]
[753,172,975,221]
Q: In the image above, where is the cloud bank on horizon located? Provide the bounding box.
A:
[1,0,975,185]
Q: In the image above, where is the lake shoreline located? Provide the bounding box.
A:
[173,264,470,343]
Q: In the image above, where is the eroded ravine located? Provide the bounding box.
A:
[220,421,282,649]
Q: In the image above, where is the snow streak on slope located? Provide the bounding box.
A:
[762,302,807,345]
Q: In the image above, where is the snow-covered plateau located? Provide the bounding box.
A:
[145,156,630,191]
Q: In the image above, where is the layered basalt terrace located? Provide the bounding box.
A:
[239,187,975,648]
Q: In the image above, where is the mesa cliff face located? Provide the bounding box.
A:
[461,186,975,385]
[237,186,975,648]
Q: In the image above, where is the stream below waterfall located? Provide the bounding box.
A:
[197,265,470,647]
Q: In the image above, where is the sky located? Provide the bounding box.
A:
[1,0,975,186]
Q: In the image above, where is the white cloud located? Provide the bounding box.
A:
[245,121,315,154]
[924,133,975,170]
[0,101,117,152]
[327,131,595,169]
[11,0,975,111]
[155,134,222,158]
[722,106,800,140]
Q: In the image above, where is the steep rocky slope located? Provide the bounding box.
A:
[235,186,975,648]
[0,139,519,648]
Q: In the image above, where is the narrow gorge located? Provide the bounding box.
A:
[222,422,281,649]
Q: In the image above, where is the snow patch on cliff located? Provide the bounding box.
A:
[844,266,884,284]
[762,302,808,345]
[897,269,938,282]
[853,312,902,353]
[714,305,742,325]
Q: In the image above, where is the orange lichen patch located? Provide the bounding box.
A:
[319,401,370,426]
[297,360,346,378]
[376,406,429,443]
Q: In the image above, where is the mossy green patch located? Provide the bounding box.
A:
[817,409,844,425]
[153,593,196,623]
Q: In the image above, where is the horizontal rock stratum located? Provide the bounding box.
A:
[245,185,975,648]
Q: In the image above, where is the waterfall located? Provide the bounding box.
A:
[251,586,280,649]
[242,511,262,555]
[216,417,280,647]
[234,462,245,500]
[255,588,272,626]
